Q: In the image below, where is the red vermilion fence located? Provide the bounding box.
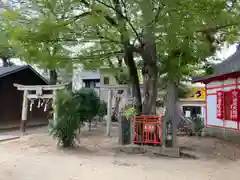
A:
[133,116,162,145]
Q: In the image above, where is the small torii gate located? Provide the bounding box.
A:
[13,83,66,134]
[96,84,139,137]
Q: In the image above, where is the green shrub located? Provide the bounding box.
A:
[49,90,81,147]
[123,107,137,120]
[193,115,204,136]
[97,100,107,118]
[72,88,100,120]
[49,88,101,147]
[73,88,100,131]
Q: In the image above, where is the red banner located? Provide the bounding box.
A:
[216,91,224,119]
[230,89,240,121]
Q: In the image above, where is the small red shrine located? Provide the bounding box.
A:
[193,46,240,130]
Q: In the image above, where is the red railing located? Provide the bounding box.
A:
[133,116,162,145]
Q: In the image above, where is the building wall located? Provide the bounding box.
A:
[0,68,48,129]
[204,126,240,144]
[206,77,240,130]
[100,71,118,86]
[99,71,118,104]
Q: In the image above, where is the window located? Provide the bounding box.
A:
[103,77,109,84]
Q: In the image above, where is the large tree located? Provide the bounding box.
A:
[1,0,75,84]
[0,30,14,67]
[0,4,14,67]
[2,0,240,146]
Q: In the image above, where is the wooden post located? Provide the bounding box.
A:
[106,89,113,136]
[118,111,123,145]
[20,90,28,135]
[130,117,134,144]
[53,90,57,122]
[162,118,166,148]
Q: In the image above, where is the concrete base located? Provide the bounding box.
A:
[116,144,180,158]
[159,147,180,157]
[205,126,240,143]
[0,135,20,142]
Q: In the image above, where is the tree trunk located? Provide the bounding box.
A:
[109,57,126,120]
[139,1,158,115]
[49,69,57,85]
[113,0,142,114]
[125,48,142,114]
[2,57,11,67]
[141,37,158,115]
[67,82,73,91]
[88,119,92,132]
[165,80,179,148]
[112,94,121,121]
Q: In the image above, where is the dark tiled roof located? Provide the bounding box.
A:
[214,48,240,76]
[0,65,27,77]
[0,65,48,83]
[192,48,240,83]
[79,71,100,80]
[191,75,205,82]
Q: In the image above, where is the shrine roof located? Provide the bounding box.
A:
[192,47,240,84]
[79,71,100,80]
[0,65,48,83]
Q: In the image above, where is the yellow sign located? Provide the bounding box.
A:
[190,87,205,99]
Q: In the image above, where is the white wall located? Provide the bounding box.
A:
[72,66,84,91]
[99,71,118,103]
[206,78,239,129]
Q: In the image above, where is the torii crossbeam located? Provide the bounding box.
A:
[13,83,66,135]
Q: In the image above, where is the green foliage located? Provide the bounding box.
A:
[1,1,74,69]
[123,107,137,120]
[2,0,240,74]
[178,84,191,99]
[0,31,14,60]
[72,88,101,120]
[49,88,101,147]
[97,100,107,118]
[193,115,204,136]
[1,0,240,117]
[49,90,81,147]
[203,62,215,75]
[0,15,15,65]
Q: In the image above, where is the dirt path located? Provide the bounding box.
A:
[1,126,240,180]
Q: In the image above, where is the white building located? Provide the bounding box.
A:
[193,47,240,138]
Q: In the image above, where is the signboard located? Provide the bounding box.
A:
[185,111,191,118]
[216,91,224,119]
[230,89,240,121]
[190,87,206,99]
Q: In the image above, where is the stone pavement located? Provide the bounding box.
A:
[0,135,20,142]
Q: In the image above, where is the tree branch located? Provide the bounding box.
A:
[80,0,118,27]
[60,12,91,26]
[94,0,142,44]
[124,17,142,44]
[147,1,165,26]
[95,28,121,44]
[94,0,116,12]
[71,50,124,60]
[196,22,240,33]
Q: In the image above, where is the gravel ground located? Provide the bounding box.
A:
[0,125,240,180]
